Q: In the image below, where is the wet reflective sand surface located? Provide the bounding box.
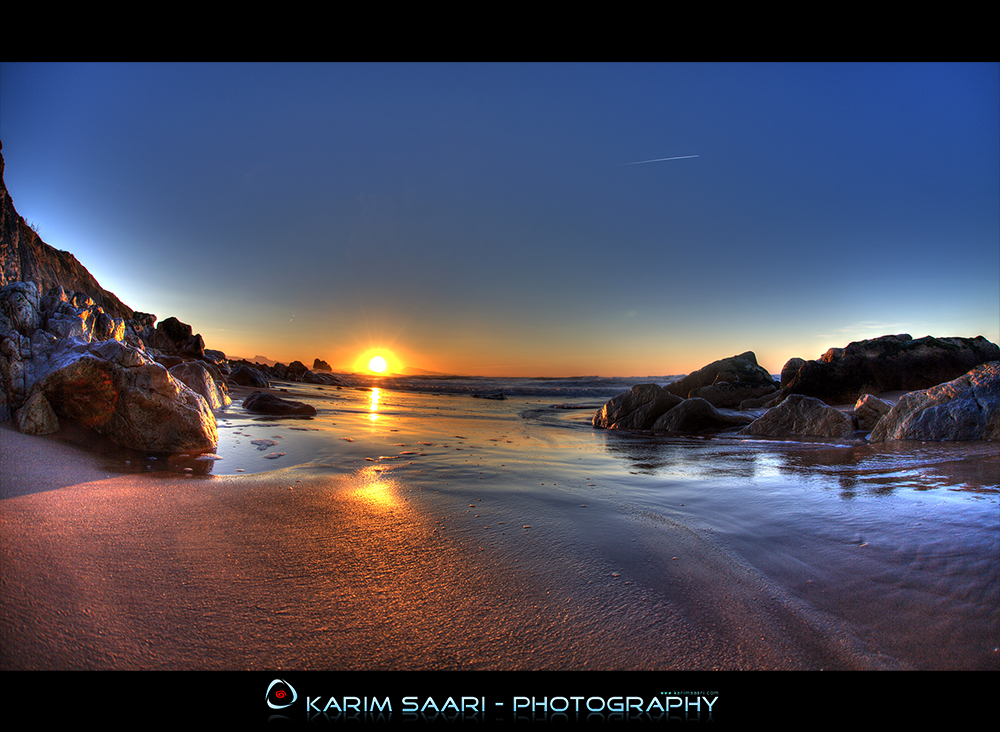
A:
[2,383,997,670]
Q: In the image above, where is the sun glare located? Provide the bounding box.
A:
[354,348,402,375]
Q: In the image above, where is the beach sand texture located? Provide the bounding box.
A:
[2,383,997,670]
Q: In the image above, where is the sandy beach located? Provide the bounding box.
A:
[1,403,921,672]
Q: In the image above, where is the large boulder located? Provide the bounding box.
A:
[651,397,755,433]
[313,358,332,372]
[783,334,1000,405]
[868,362,1000,441]
[741,394,855,438]
[593,384,684,429]
[38,340,218,452]
[663,352,776,399]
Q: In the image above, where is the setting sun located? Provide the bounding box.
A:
[353,348,403,375]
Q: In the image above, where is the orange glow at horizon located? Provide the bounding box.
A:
[354,348,403,375]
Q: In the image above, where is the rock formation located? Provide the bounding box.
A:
[593,338,1000,442]
[243,390,317,416]
[868,362,1000,441]
[38,340,218,452]
[592,384,684,429]
[1,149,132,320]
[1,146,226,452]
[781,334,1000,405]
[662,351,776,399]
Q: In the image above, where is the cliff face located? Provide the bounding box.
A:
[0,147,133,320]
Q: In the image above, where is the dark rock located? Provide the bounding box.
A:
[243,390,317,416]
[313,358,332,372]
[741,394,854,438]
[780,357,806,387]
[287,360,309,379]
[740,391,786,410]
[229,364,270,388]
[473,391,507,400]
[651,398,755,433]
[868,362,1000,441]
[663,352,776,399]
[148,316,206,358]
[593,384,684,429]
[783,334,1000,405]
[689,381,777,409]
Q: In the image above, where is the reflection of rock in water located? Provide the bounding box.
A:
[597,430,999,496]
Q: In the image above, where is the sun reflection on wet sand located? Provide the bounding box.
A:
[350,465,399,508]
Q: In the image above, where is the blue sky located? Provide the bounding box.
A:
[2,62,997,376]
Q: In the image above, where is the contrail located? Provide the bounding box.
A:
[620,154,699,166]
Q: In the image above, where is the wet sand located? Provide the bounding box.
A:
[0,420,900,671]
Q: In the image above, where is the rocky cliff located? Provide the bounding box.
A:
[0,145,133,320]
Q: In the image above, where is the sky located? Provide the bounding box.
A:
[1,62,997,377]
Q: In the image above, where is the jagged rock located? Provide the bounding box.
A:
[854,394,892,432]
[1,151,133,320]
[783,334,1000,405]
[169,361,232,410]
[593,384,684,429]
[313,358,332,372]
[15,389,59,435]
[651,397,755,433]
[229,364,270,388]
[663,352,776,399]
[741,394,854,438]
[243,390,316,416]
[689,381,777,409]
[149,316,206,359]
[38,340,218,452]
[868,362,1000,441]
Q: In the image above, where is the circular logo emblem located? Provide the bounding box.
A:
[267,679,298,710]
